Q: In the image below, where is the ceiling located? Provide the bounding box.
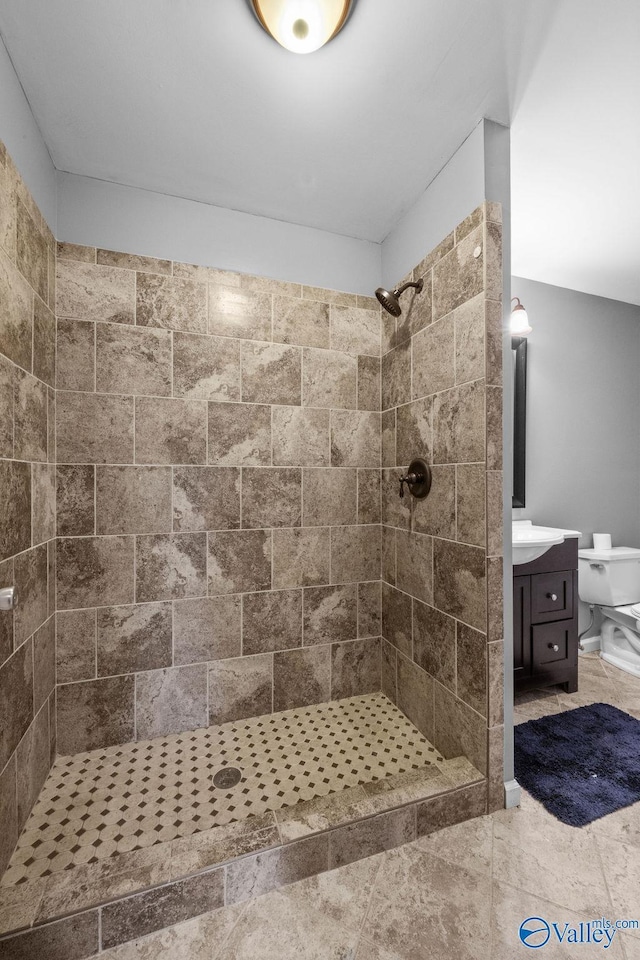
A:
[0,0,638,303]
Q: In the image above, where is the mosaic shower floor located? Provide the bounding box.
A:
[2,693,446,887]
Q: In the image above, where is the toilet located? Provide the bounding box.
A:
[578,546,640,678]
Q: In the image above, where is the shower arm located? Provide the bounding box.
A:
[393,278,424,298]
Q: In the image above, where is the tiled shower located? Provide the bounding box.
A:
[0,136,504,955]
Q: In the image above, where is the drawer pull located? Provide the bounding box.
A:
[548,643,560,652]
[546,593,558,601]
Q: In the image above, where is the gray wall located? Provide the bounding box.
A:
[513,276,640,560]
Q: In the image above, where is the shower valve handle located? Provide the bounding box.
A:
[399,472,420,498]
[398,459,432,501]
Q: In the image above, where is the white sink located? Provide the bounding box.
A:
[512,520,582,565]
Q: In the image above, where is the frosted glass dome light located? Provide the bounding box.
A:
[250,0,354,54]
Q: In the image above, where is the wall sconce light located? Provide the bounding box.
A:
[511,297,532,336]
[249,0,355,53]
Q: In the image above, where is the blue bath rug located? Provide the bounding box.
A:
[514,702,640,827]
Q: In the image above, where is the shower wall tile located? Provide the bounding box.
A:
[56,464,95,536]
[243,589,302,655]
[433,538,486,631]
[56,675,135,754]
[432,379,485,463]
[208,284,271,340]
[357,468,381,524]
[97,602,173,676]
[303,583,358,646]
[57,536,135,609]
[331,410,380,467]
[273,295,329,348]
[56,259,136,324]
[56,241,95,263]
[330,305,380,357]
[96,248,172,275]
[381,582,412,659]
[173,595,241,666]
[454,294,485,385]
[411,313,455,398]
[456,622,487,717]
[135,532,208,602]
[96,465,172,535]
[14,371,48,462]
[395,529,433,604]
[302,347,357,410]
[241,467,301,528]
[273,645,331,711]
[397,652,435,741]
[432,224,484,321]
[0,247,33,372]
[136,274,206,333]
[208,529,272,595]
[95,323,172,396]
[208,401,271,466]
[172,465,241,532]
[14,544,49,646]
[381,339,411,411]
[172,332,240,401]
[456,462,486,547]
[302,468,357,526]
[32,617,55,714]
[485,299,503,387]
[33,297,55,388]
[56,392,134,464]
[330,525,381,584]
[135,396,207,465]
[135,664,208,739]
[208,653,273,725]
[56,609,97,683]
[272,527,330,589]
[357,355,381,411]
[397,275,432,343]
[0,640,34,771]
[413,600,456,692]
[31,462,56,545]
[16,702,50,829]
[56,317,95,391]
[302,285,356,307]
[396,396,432,467]
[358,580,381,639]
[411,464,456,539]
[331,636,381,699]
[0,355,14,459]
[272,406,330,467]
[241,342,301,405]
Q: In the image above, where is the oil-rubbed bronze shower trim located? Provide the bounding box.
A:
[375,278,424,317]
[399,458,432,500]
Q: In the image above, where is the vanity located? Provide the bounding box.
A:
[512,522,581,693]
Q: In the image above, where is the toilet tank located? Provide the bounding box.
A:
[578,547,640,605]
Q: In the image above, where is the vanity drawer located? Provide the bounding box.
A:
[530,571,574,623]
[532,622,571,670]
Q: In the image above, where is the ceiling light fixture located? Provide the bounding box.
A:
[511,297,532,336]
[249,0,355,54]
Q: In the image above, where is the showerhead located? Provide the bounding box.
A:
[375,278,424,317]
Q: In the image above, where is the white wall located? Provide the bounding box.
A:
[56,172,381,295]
[513,275,640,554]
[0,35,56,230]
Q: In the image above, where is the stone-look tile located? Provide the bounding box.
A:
[273,645,330,711]
[411,464,456,539]
[331,305,380,358]
[56,609,97,683]
[0,156,17,262]
[56,259,135,323]
[358,469,381,524]
[100,870,224,950]
[136,274,206,333]
[396,397,432,467]
[432,224,484,321]
[381,637,397,702]
[242,467,301,528]
[135,664,208,738]
[241,342,301,405]
[208,653,273,725]
[173,595,241,666]
[595,835,640,922]
[96,465,172,535]
[57,675,135,754]
[56,241,95,262]
[382,582,412,658]
[381,409,395,467]
[0,911,100,960]
[302,468,357,526]
[16,701,49,828]
[484,220,502,302]
[97,602,172,676]
[0,558,15,664]
[487,724,504,812]
[273,295,329,348]
[56,464,95,536]
[487,556,503,643]
[331,525,381,584]
[397,277,433,344]
[413,599,456,691]
[169,814,279,879]
[14,371,47,462]
[396,530,433,603]
[486,385,503,471]
[302,286,356,307]
[56,317,95,391]
[486,470,503,557]
[47,538,55,620]
[302,347,357,410]
[57,536,134,609]
[0,756,18,878]
[433,379,485,463]
[454,294,485,385]
[275,788,372,843]
[173,332,241,401]
[14,544,48,646]
[96,249,172,274]
[135,397,207,465]
[135,532,207,602]
[303,583,358,645]
[16,199,47,302]
[412,314,455,399]
[33,296,55,387]
[0,246,33,372]
[57,392,134,464]
[434,538,486,631]
[415,232,455,279]
[456,463,486,546]
[456,623,487,716]
[382,339,411,411]
[331,410,380,467]
[433,683,487,775]
[0,354,13,459]
[207,401,271,466]
[225,835,329,905]
[0,641,33,771]
[488,640,504,726]
[31,462,55,545]
[358,580,381,637]
[272,527,330,589]
[208,284,271,341]
[357,355,380,411]
[485,299,503,387]
[208,529,271,595]
[397,653,434,740]
[328,807,415,869]
[331,637,380,699]
[0,460,31,560]
[455,205,484,243]
[243,590,302,655]
[172,465,240,531]
[33,617,55,712]
[382,524,396,585]
[272,406,330,467]
[96,323,172,396]
[47,385,55,462]
[175,263,241,285]
[415,781,487,837]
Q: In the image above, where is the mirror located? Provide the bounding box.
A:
[512,336,527,508]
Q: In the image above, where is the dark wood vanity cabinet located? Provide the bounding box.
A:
[513,538,578,693]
